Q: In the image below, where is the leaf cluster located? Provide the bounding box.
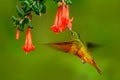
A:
[12,0,46,31]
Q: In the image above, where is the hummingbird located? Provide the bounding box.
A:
[47,31,101,74]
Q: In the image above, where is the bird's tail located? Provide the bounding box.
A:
[92,60,102,74]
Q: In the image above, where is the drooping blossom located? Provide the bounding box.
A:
[51,0,73,34]
[16,28,20,40]
[62,4,73,30]
[22,27,35,55]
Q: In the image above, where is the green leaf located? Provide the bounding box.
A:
[19,19,26,31]
[16,6,24,17]
[32,4,40,15]
[64,0,72,4]
[23,18,29,24]
[19,23,24,31]
[27,0,34,5]
[23,17,33,29]
[12,16,19,25]
[21,0,31,13]
[39,0,46,4]
[27,22,33,29]
[41,5,46,14]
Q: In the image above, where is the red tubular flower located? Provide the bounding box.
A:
[51,5,63,34]
[62,4,73,30]
[51,0,73,34]
[22,27,35,55]
[16,28,20,40]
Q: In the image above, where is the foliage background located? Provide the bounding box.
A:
[0,0,120,80]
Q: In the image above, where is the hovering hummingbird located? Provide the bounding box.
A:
[47,31,101,74]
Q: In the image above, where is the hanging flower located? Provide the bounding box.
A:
[62,4,73,30]
[22,27,35,55]
[16,28,20,40]
[51,0,73,34]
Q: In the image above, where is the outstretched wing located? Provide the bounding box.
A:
[86,42,102,51]
[46,41,75,53]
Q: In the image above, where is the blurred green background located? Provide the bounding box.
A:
[0,0,120,80]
